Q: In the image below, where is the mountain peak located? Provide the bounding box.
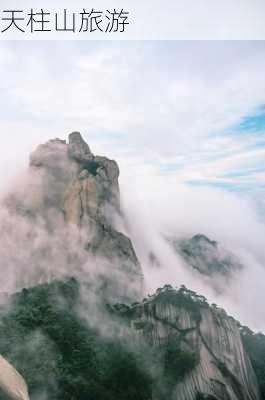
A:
[68,131,93,163]
[191,233,217,247]
[3,132,143,301]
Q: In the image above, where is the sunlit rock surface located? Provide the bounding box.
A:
[3,133,143,301]
[0,356,29,400]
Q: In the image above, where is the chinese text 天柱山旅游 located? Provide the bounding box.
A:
[1,8,129,34]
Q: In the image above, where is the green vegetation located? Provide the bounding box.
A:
[195,393,218,400]
[153,285,206,324]
[0,279,211,400]
[1,279,262,400]
[164,337,199,384]
[83,160,100,176]
[0,278,152,400]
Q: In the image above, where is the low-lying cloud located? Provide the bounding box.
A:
[120,174,265,332]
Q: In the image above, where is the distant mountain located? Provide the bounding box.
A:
[168,233,242,280]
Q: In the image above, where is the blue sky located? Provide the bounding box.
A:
[184,107,265,192]
[0,41,265,212]
[237,107,265,133]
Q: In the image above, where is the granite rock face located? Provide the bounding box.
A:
[28,132,120,222]
[68,131,93,163]
[4,132,143,301]
[119,287,260,400]
[0,356,29,400]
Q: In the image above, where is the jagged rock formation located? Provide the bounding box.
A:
[64,132,120,226]
[3,132,142,301]
[117,286,260,400]
[0,356,29,400]
[28,132,120,223]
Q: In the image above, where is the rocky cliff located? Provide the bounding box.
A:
[3,132,142,301]
[116,286,260,400]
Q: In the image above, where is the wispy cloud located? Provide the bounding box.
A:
[0,41,265,206]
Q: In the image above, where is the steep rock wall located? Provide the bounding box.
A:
[119,288,260,400]
[0,356,29,400]
[3,132,143,300]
